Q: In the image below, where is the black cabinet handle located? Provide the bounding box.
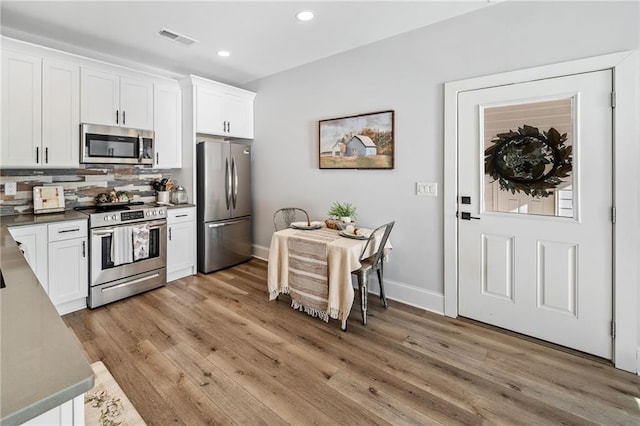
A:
[123,110,126,125]
[116,110,119,124]
[228,121,231,133]
[36,147,39,163]
[82,241,86,257]
[45,147,49,164]
[59,228,80,233]
[168,227,172,241]
[156,152,159,163]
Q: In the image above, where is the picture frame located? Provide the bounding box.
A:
[319,110,394,169]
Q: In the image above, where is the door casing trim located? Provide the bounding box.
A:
[443,51,639,373]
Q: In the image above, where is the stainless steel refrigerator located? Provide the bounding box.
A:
[197,141,252,273]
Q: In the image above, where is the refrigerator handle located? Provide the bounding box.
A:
[225,158,231,210]
[232,157,238,209]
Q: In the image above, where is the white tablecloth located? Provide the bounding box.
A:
[267,226,391,328]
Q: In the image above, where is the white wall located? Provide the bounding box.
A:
[246,2,639,313]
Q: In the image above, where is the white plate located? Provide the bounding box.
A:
[290,221,323,230]
[339,230,368,240]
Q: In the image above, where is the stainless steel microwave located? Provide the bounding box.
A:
[80,123,154,165]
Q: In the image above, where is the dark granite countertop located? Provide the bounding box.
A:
[0,212,94,425]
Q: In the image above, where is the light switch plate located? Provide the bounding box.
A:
[4,182,17,196]
[416,182,437,197]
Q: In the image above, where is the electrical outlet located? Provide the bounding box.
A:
[416,182,437,197]
[4,182,17,196]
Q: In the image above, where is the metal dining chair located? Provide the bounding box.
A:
[273,207,310,231]
[351,221,394,326]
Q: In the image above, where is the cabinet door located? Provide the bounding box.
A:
[42,59,80,167]
[81,68,119,126]
[120,77,153,130]
[8,224,49,292]
[1,50,42,167]
[167,216,196,281]
[154,83,182,168]
[48,238,88,307]
[195,86,225,135]
[225,92,254,139]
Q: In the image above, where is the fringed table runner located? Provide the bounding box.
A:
[287,229,341,322]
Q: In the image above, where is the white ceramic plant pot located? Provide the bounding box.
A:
[341,216,352,223]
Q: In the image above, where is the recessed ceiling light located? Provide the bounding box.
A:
[217,50,230,57]
[295,10,315,21]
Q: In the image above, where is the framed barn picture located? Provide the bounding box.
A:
[319,110,395,169]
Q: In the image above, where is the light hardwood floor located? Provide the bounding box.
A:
[64,259,640,425]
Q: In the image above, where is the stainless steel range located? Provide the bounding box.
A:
[77,203,167,308]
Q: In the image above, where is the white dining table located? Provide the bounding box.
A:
[267,226,391,329]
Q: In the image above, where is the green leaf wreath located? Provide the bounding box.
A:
[484,125,572,198]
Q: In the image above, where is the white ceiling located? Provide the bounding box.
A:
[0,1,494,86]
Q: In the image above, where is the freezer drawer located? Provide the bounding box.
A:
[198,216,251,273]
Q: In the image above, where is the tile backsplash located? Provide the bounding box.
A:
[0,165,171,216]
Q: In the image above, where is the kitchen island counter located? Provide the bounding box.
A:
[0,212,94,425]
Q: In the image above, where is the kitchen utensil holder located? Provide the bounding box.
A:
[157,191,170,203]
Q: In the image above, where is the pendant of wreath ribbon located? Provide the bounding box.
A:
[484,125,573,198]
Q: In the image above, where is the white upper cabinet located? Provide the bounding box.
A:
[1,50,80,168]
[225,91,254,138]
[42,59,80,167]
[81,68,153,130]
[196,86,225,135]
[120,77,154,129]
[194,78,255,139]
[154,82,182,168]
[1,50,42,167]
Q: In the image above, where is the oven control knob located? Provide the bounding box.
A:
[159,210,164,216]
[153,210,157,216]
[111,215,117,221]
[146,211,151,216]
[103,215,110,221]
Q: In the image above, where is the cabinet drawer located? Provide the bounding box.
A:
[48,220,87,242]
[168,207,195,223]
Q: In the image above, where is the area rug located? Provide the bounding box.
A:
[85,361,146,426]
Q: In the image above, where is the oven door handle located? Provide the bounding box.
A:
[91,221,166,236]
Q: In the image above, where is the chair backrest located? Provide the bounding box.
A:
[273,207,310,231]
[359,221,394,264]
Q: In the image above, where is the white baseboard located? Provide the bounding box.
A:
[368,278,445,315]
[56,298,87,316]
[252,244,269,262]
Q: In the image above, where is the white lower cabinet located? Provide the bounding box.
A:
[8,220,88,315]
[167,207,196,282]
[8,224,49,292]
[22,394,84,426]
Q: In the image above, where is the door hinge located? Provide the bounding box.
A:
[611,91,616,108]
[611,321,616,338]
[611,206,616,224]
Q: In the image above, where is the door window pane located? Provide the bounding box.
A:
[483,98,574,217]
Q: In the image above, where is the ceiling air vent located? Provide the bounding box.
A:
[157,28,197,47]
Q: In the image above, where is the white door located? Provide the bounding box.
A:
[458,70,613,359]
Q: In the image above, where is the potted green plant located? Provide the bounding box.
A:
[328,201,357,223]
